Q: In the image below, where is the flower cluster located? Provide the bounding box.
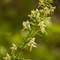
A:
[22,0,55,51]
[3,43,30,60]
[38,0,53,6]
[3,0,56,60]
[22,0,55,34]
[3,43,17,60]
[28,9,40,22]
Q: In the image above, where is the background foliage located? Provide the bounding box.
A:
[0,0,60,60]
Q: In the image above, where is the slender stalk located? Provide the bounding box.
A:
[16,29,39,59]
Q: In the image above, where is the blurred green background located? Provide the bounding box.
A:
[0,0,60,60]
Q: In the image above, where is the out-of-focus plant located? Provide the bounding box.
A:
[3,0,56,60]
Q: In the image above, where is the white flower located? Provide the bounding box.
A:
[38,21,46,33]
[28,9,39,17]
[39,0,44,5]
[28,10,36,18]
[46,17,51,24]
[40,26,45,33]
[28,38,37,51]
[23,20,30,29]
[10,43,17,50]
[31,10,35,15]
[50,6,56,13]
[28,9,40,22]
[44,7,50,14]
[36,9,40,20]
[3,53,11,60]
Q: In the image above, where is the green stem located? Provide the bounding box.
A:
[16,29,39,59]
